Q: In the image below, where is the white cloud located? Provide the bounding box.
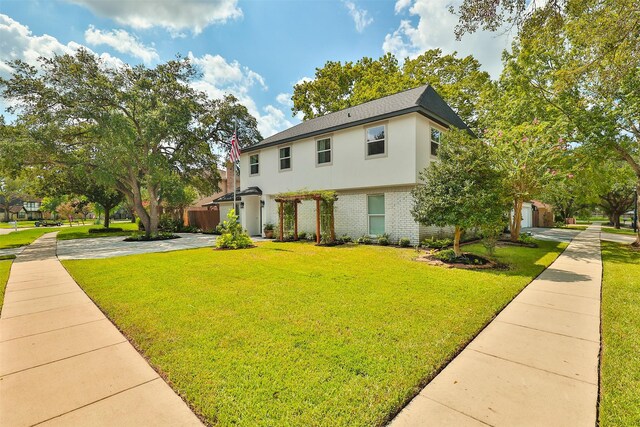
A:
[0,14,123,81]
[276,93,293,107]
[85,26,158,63]
[383,0,514,77]
[188,52,293,137]
[394,0,412,13]
[343,1,373,33]
[67,0,242,34]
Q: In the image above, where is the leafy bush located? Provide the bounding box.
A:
[357,235,372,244]
[399,237,411,247]
[306,233,317,242]
[421,237,453,249]
[263,223,274,231]
[216,209,252,250]
[378,235,390,246]
[339,234,353,243]
[433,249,458,262]
[298,231,307,240]
[518,233,536,245]
[137,218,145,231]
[88,227,123,233]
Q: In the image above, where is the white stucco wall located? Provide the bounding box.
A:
[241,114,422,193]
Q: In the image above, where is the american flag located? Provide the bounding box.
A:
[229,131,241,163]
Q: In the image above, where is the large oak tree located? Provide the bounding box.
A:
[1,50,261,237]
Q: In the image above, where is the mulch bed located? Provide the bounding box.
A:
[416,251,504,270]
[497,239,538,248]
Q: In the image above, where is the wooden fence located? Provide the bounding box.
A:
[187,209,220,231]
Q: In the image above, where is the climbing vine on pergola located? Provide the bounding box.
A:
[274,190,338,244]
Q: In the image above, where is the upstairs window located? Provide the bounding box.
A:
[431,128,441,156]
[279,146,291,171]
[366,125,386,157]
[317,137,332,165]
[249,154,259,175]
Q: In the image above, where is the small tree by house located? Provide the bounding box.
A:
[216,209,252,249]
[56,201,76,226]
[412,129,509,257]
[489,121,564,242]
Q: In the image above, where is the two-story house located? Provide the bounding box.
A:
[210,85,470,244]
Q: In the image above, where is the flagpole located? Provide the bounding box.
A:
[233,126,237,214]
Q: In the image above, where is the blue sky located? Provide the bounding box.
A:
[0,0,512,137]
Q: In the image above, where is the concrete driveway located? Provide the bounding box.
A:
[57,233,217,260]
[525,227,581,243]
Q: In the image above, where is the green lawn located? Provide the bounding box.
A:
[56,222,138,240]
[601,227,638,236]
[0,259,13,313]
[63,240,566,426]
[556,225,589,231]
[0,228,63,250]
[0,220,37,228]
[600,242,640,426]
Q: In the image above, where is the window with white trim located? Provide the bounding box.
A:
[249,154,259,175]
[431,128,441,156]
[366,125,385,157]
[279,146,291,171]
[316,137,331,165]
[367,194,385,236]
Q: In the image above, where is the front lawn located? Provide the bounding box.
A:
[56,222,138,240]
[0,228,62,250]
[63,240,566,426]
[0,259,13,312]
[600,242,640,426]
[0,220,37,228]
[601,227,638,236]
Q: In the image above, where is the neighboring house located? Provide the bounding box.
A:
[210,85,470,244]
[187,164,240,230]
[0,197,43,221]
[515,201,555,230]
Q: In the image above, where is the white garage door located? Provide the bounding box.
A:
[521,204,533,228]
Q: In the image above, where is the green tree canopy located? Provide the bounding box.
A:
[0,50,262,236]
[291,50,492,131]
[412,129,509,256]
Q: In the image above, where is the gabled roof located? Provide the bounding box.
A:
[242,85,470,153]
[203,186,263,205]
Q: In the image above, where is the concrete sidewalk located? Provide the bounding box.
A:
[0,233,203,426]
[391,226,602,427]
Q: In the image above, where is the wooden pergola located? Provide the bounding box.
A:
[274,192,337,244]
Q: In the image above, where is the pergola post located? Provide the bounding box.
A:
[315,197,321,244]
[279,201,284,242]
[293,200,299,240]
[330,201,335,243]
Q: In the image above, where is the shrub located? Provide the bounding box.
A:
[216,209,252,249]
[263,223,274,231]
[298,231,307,240]
[399,237,411,247]
[421,237,453,249]
[378,235,390,246]
[433,249,458,262]
[137,218,145,231]
[88,227,123,233]
[339,234,353,243]
[518,232,536,245]
[357,235,372,244]
[307,233,317,242]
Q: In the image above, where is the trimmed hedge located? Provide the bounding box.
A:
[88,227,123,234]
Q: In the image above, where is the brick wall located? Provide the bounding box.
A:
[264,185,456,245]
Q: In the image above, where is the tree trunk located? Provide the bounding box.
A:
[453,226,462,257]
[147,185,159,237]
[510,198,523,242]
[635,183,640,247]
[102,203,112,229]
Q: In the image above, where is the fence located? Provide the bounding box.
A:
[187,209,220,231]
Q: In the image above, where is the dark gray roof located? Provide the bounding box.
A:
[203,186,262,205]
[243,85,469,152]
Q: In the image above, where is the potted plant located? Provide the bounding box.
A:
[263,223,275,239]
